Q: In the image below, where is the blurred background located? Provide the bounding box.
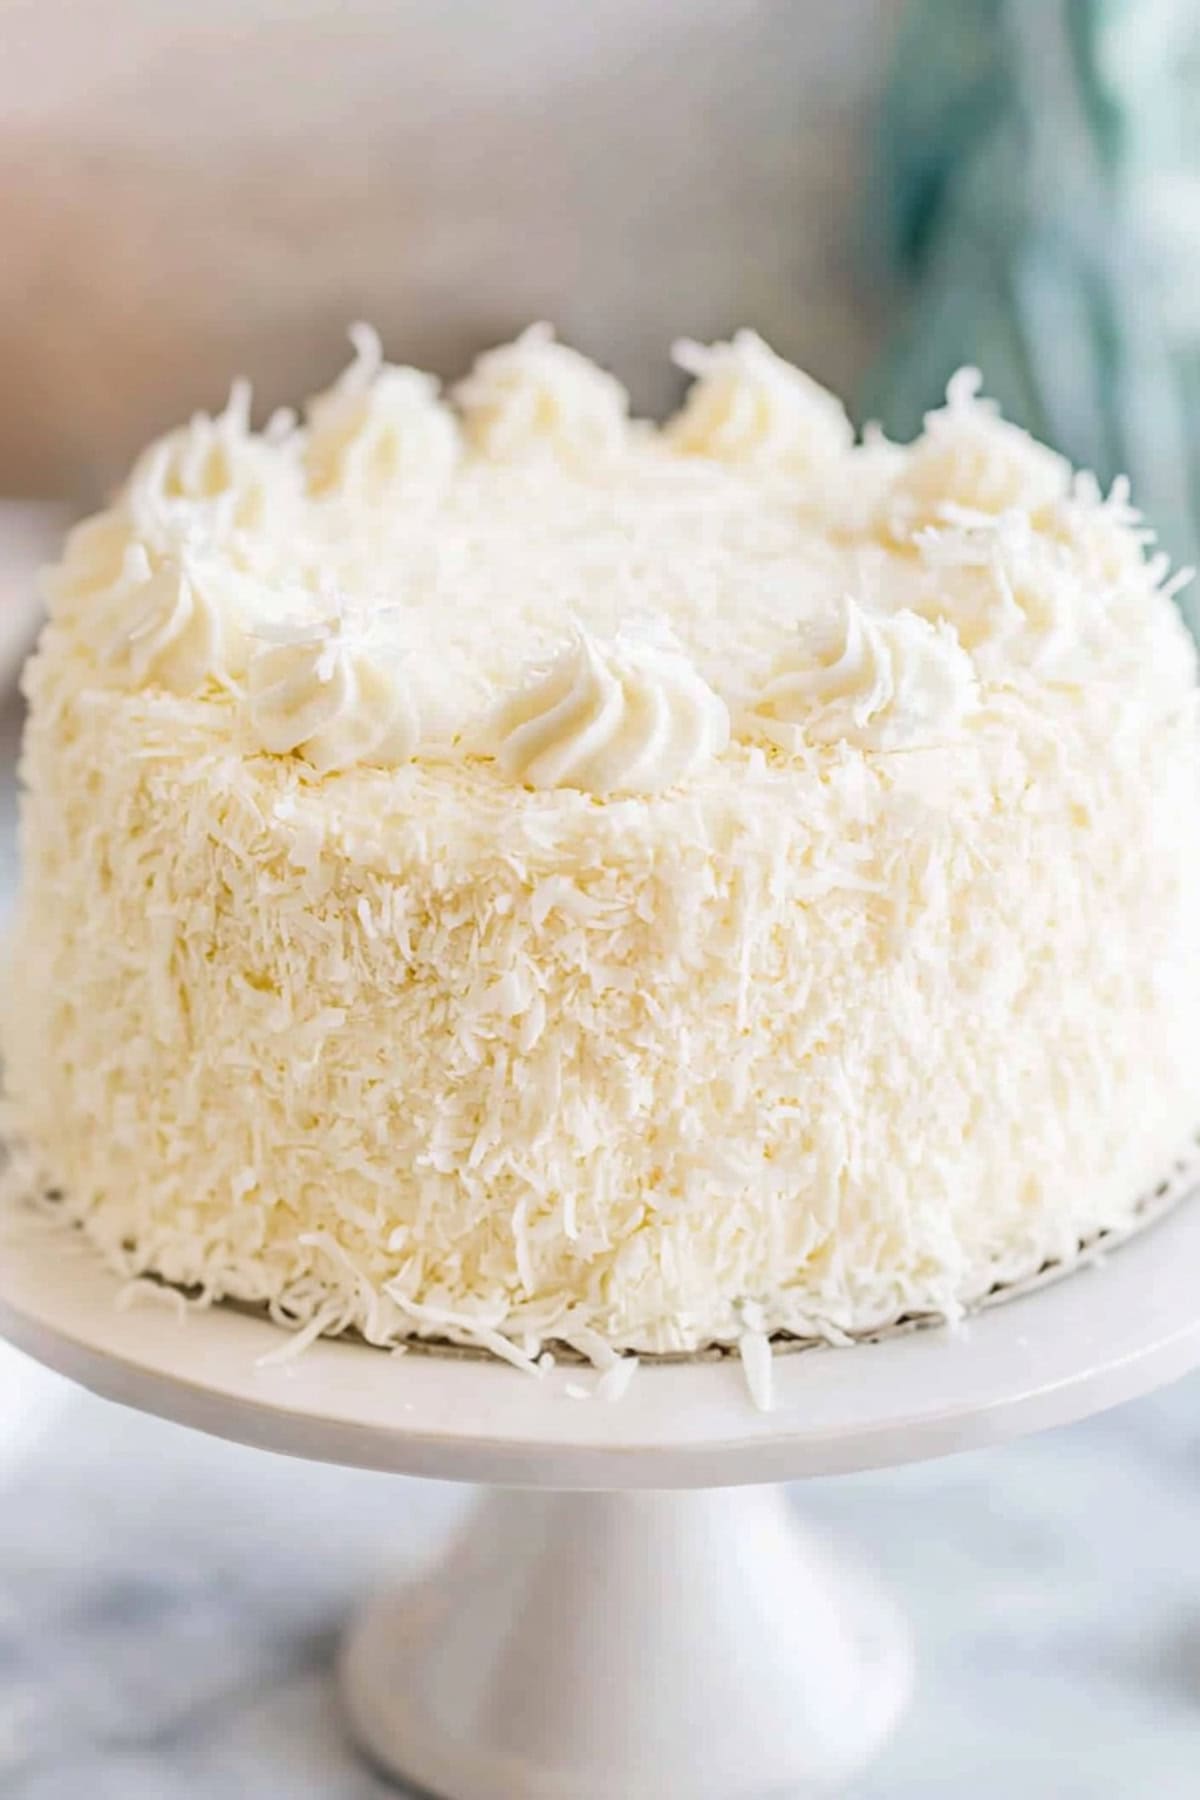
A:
[5,1,1200,1794]
[1,0,897,497]
[8,0,1200,577]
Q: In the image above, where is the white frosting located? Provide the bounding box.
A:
[103,557,248,696]
[7,328,1200,1369]
[305,323,459,503]
[125,381,302,546]
[40,509,149,623]
[883,369,1071,539]
[667,330,853,473]
[910,516,1080,671]
[246,616,420,773]
[453,323,628,461]
[747,596,978,752]
[482,627,730,795]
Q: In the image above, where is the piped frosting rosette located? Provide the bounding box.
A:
[746,595,979,753]
[246,607,421,774]
[480,623,730,796]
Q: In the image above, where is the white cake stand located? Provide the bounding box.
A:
[5,1193,1200,1800]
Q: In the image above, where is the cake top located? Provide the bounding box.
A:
[40,324,1196,798]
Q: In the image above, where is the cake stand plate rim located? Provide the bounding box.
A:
[4,1183,1200,1487]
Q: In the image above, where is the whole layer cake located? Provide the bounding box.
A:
[6,327,1200,1364]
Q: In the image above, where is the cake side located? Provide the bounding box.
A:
[6,330,1200,1359]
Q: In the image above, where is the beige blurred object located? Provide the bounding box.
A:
[0,501,72,686]
[1,0,901,500]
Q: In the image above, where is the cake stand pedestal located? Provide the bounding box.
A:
[4,1195,1200,1799]
[342,1483,909,1798]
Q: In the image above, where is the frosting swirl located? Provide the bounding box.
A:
[884,369,1070,540]
[126,380,301,542]
[104,557,247,695]
[42,510,154,624]
[667,330,853,472]
[913,515,1098,679]
[246,617,420,774]
[748,597,978,752]
[305,324,459,502]
[482,627,730,795]
[453,325,628,462]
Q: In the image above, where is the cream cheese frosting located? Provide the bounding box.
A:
[482,626,730,795]
[6,327,1200,1370]
[107,555,248,696]
[246,614,420,774]
[305,323,460,504]
[745,596,979,752]
[126,378,304,546]
[667,329,854,473]
[453,323,629,463]
[881,368,1073,537]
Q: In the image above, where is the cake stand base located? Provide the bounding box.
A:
[340,1484,911,1800]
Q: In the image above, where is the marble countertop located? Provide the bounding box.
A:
[2,507,1200,1795]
